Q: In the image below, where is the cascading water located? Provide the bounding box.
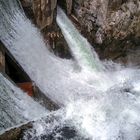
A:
[0,0,76,105]
[1,0,140,140]
[56,7,103,71]
[23,67,140,140]
[0,0,103,105]
[0,73,47,134]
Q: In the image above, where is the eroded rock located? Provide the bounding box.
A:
[73,0,140,64]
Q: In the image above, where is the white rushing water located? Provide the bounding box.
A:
[0,0,76,105]
[23,67,140,140]
[1,0,140,140]
[57,7,103,72]
[0,73,47,134]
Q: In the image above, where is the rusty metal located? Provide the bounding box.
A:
[17,82,34,96]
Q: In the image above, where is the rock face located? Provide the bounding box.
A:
[20,0,57,29]
[32,0,57,29]
[58,0,73,14]
[73,0,140,65]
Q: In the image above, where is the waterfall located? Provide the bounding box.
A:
[57,7,103,71]
[1,1,140,140]
[0,0,103,106]
[0,73,47,134]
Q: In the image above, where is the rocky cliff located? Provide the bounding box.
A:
[20,0,140,65]
[73,0,140,65]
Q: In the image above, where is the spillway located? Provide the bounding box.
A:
[0,73,47,134]
[0,0,75,105]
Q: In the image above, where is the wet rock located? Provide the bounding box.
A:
[58,0,73,15]
[21,0,57,29]
[32,0,57,29]
[0,123,32,140]
[73,0,140,64]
